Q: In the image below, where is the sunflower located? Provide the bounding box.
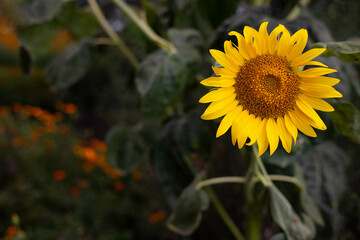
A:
[199,22,342,156]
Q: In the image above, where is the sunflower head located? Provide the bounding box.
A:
[199,22,342,156]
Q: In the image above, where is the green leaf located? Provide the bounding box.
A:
[168,28,203,50]
[15,0,62,25]
[167,173,209,236]
[270,233,286,240]
[19,46,32,75]
[151,118,195,207]
[105,124,146,174]
[44,39,93,91]
[56,2,99,39]
[294,164,325,226]
[136,50,187,121]
[269,185,312,240]
[329,102,360,143]
[312,41,360,63]
[17,21,57,60]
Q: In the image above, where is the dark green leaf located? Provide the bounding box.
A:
[270,233,286,240]
[15,0,62,25]
[329,102,360,143]
[269,185,311,240]
[168,28,203,49]
[294,164,324,227]
[44,39,93,91]
[56,3,99,39]
[151,118,195,207]
[300,193,324,226]
[105,124,147,174]
[136,50,187,121]
[296,142,349,235]
[19,46,32,75]
[312,41,360,63]
[17,21,57,60]
[167,173,209,236]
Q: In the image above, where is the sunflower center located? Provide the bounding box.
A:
[234,53,300,119]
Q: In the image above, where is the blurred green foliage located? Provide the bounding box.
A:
[0,0,359,239]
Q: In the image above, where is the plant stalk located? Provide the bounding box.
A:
[205,186,245,240]
[87,0,139,68]
[111,0,176,54]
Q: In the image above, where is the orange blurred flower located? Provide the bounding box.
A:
[132,171,143,181]
[113,180,125,192]
[52,170,67,181]
[0,106,9,117]
[11,137,26,147]
[70,186,81,198]
[5,226,17,239]
[148,210,167,224]
[0,17,20,50]
[76,179,89,189]
[91,139,107,152]
[63,103,77,114]
[11,103,22,113]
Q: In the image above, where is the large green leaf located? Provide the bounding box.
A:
[329,102,360,143]
[312,41,360,63]
[136,49,186,121]
[269,185,312,240]
[15,0,62,25]
[294,164,325,226]
[105,124,147,174]
[55,2,99,39]
[296,142,349,238]
[44,39,93,91]
[167,173,209,236]
[17,21,57,60]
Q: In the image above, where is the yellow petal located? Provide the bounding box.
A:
[231,109,247,145]
[287,29,308,61]
[201,101,238,120]
[243,26,258,58]
[288,109,317,137]
[199,87,235,103]
[296,99,327,130]
[268,24,285,54]
[257,118,269,157]
[202,93,236,115]
[224,40,244,66]
[299,94,334,112]
[277,117,292,153]
[301,76,340,86]
[284,114,298,144]
[298,67,337,78]
[209,49,239,71]
[228,31,250,60]
[277,28,291,56]
[304,61,328,67]
[216,106,243,138]
[291,48,326,67]
[212,66,235,77]
[300,83,343,98]
[257,22,269,55]
[201,76,235,87]
[246,116,261,146]
[266,118,279,155]
[236,110,251,149]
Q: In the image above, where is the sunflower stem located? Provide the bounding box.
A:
[111,0,177,54]
[87,0,139,68]
[196,177,247,190]
[285,0,311,22]
[205,186,245,240]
